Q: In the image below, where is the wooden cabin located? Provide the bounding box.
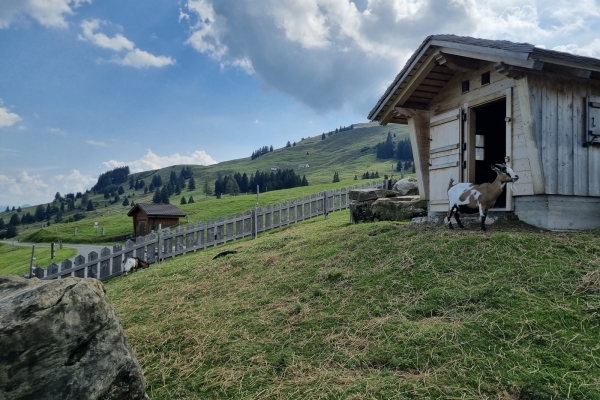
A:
[368,35,600,230]
[127,203,186,237]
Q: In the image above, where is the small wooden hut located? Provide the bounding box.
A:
[368,34,600,230]
[127,203,186,237]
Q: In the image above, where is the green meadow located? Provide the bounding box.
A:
[5,123,409,244]
[0,243,77,276]
[104,212,600,399]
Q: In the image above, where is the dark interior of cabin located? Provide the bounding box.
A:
[474,98,507,208]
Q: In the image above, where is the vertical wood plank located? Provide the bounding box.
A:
[542,82,558,194]
[557,82,574,195]
[112,244,122,275]
[226,215,234,242]
[236,212,243,239]
[516,77,545,194]
[589,91,600,196]
[573,82,588,196]
[215,217,224,244]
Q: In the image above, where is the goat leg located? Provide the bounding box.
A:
[480,214,487,231]
[455,211,465,228]
[446,206,455,229]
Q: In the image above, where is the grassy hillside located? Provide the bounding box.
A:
[104,212,600,399]
[14,123,409,243]
[0,243,77,276]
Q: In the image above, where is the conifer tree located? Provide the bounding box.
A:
[322,133,326,140]
[118,185,124,195]
[226,178,240,196]
[122,198,129,206]
[10,213,20,226]
[152,189,161,204]
[188,196,194,204]
[87,200,94,211]
[286,141,291,147]
[0,218,4,229]
[180,196,187,205]
[189,176,196,190]
[332,171,340,183]
[160,187,169,204]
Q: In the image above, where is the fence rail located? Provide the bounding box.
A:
[34,181,384,281]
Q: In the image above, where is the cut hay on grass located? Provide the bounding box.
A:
[105,212,600,399]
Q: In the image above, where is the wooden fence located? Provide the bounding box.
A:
[33,181,384,281]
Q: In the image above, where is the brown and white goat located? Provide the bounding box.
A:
[445,164,519,231]
[122,257,149,276]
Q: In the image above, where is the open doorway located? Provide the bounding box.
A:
[473,98,507,208]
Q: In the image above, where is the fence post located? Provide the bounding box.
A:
[253,207,257,239]
[157,224,162,264]
[51,242,55,259]
[29,245,35,278]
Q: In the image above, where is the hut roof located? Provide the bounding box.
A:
[127,203,186,218]
[368,34,600,123]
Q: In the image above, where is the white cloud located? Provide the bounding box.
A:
[79,19,175,68]
[51,169,96,194]
[0,0,91,29]
[102,149,217,173]
[79,19,134,51]
[115,48,175,68]
[86,140,107,146]
[181,0,600,113]
[48,127,66,135]
[0,100,21,128]
[553,39,600,58]
[0,169,96,206]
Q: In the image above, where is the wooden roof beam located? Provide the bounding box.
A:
[434,51,480,72]
[496,62,600,83]
[494,62,525,80]
[380,51,439,124]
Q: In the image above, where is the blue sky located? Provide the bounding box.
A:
[1,0,599,207]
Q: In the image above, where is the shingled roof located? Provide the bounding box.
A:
[368,34,600,122]
[127,203,186,217]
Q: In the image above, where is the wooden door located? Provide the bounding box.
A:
[429,108,461,212]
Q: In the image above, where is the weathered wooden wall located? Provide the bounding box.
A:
[527,74,600,197]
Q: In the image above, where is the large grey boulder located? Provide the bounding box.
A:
[371,197,428,221]
[0,276,147,400]
[392,177,419,196]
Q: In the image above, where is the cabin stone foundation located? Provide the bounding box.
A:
[515,195,600,231]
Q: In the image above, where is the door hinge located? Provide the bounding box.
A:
[462,143,467,151]
[463,161,467,169]
[462,113,467,122]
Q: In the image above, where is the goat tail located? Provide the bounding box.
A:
[448,177,455,190]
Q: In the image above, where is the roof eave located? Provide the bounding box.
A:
[368,37,537,122]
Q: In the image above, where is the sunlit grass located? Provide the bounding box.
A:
[0,243,77,276]
[105,213,600,399]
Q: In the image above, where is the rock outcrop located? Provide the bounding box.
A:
[350,185,427,223]
[0,276,147,400]
[392,177,419,196]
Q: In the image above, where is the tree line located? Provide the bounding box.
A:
[251,145,274,160]
[321,124,354,140]
[151,167,196,205]
[212,169,308,197]
[92,166,130,193]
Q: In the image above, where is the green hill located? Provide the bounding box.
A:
[9,123,410,244]
[104,211,600,399]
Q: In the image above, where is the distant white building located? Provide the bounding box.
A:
[270,167,279,172]
[297,163,309,169]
